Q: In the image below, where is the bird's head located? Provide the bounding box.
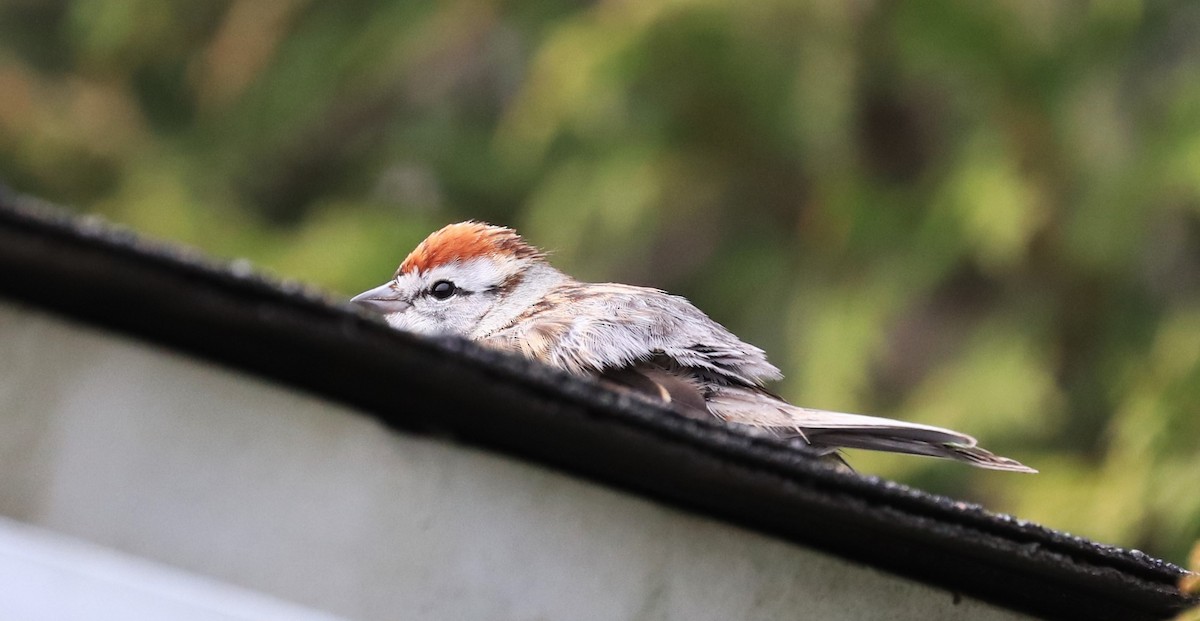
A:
[351,221,563,337]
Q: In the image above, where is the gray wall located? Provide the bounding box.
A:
[0,515,347,621]
[0,300,1031,621]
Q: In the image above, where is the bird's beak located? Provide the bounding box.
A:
[351,283,411,315]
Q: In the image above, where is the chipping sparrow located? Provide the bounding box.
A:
[352,221,1034,472]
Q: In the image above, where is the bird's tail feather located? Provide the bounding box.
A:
[709,388,1036,473]
[800,427,1036,472]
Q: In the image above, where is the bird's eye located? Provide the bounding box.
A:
[429,280,457,300]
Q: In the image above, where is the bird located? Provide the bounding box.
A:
[351,221,1035,473]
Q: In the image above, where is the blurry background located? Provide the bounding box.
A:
[1,0,1198,563]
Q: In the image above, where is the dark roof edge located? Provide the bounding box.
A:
[0,194,1194,621]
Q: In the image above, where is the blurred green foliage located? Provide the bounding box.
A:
[2,0,1199,563]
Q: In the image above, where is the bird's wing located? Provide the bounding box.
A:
[484,282,783,387]
[599,361,711,416]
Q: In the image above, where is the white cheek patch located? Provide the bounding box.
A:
[385,307,440,335]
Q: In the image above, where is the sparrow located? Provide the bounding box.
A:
[351,221,1034,472]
